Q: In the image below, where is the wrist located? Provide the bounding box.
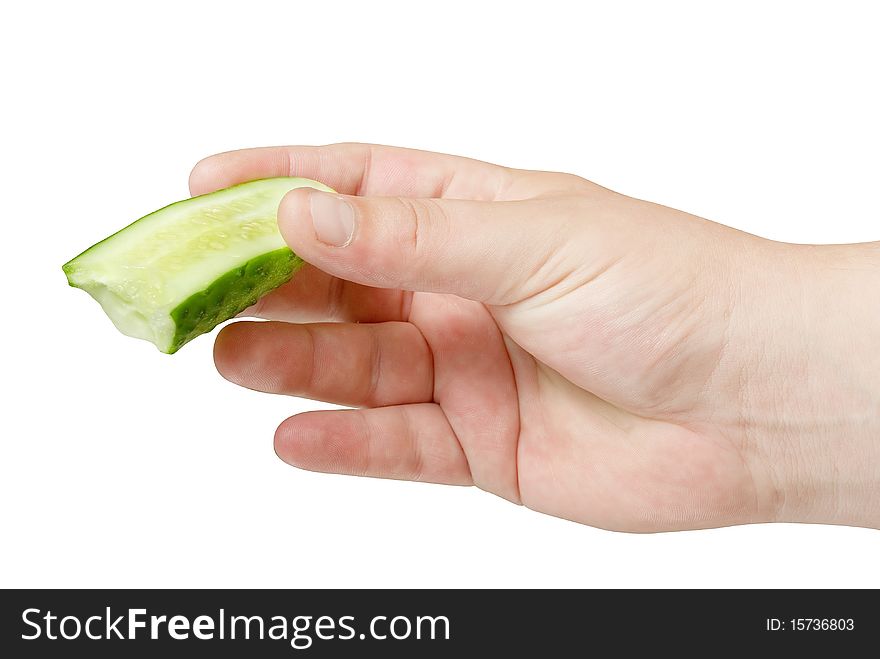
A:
[756,242,880,528]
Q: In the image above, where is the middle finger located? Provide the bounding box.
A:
[214,320,433,408]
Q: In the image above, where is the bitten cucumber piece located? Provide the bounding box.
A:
[63,177,333,353]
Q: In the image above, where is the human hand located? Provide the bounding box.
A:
[189,144,880,532]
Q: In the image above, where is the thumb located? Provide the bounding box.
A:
[277,188,580,305]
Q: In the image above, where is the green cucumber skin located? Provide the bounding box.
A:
[63,177,335,353]
[168,248,302,353]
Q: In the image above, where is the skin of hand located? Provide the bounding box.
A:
[189,143,880,532]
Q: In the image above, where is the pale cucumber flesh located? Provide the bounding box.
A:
[63,177,333,353]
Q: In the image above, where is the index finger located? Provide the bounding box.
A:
[189,142,513,200]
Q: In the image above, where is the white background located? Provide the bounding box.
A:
[1,0,878,588]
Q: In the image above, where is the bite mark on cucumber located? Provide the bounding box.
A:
[63,177,333,353]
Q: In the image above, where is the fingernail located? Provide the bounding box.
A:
[310,192,355,247]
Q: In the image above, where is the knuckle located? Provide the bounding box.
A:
[286,325,317,395]
[516,171,595,199]
[363,328,383,405]
[395,197,448,268]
